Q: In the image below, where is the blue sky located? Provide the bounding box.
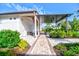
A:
[0,3,79,14]
[0,3,79,20]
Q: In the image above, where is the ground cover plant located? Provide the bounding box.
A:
[54,43,79,56]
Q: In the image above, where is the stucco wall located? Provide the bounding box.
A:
[19,17,35,39]
[0,16,35,40]
[0,17,19,31]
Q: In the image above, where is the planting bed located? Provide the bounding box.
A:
[54,43,79,56]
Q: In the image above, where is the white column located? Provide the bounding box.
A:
[34,15,37,38]
[38,20,40,35]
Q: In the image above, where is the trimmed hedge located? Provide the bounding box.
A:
[0,30,20,48]
[48,29,79,38]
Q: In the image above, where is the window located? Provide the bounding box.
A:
[10,18,12,20]
[10,17,16,20]
[14,17,16,20]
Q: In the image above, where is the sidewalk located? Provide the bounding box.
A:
[48,38,79,47]
[26,34,56,56]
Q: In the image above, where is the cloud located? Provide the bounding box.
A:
[4,3,47,14]
[32,5,49,14]
[33,5,45,14]
[10,4,27,11]
[5,3,12,8]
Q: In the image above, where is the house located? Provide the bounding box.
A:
[0,10,72,44]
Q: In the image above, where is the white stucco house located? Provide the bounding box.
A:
[0,10,72,45]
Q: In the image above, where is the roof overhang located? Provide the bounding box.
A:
[0,10,38,16]
[0,10,72,22]
[37,13,72,22]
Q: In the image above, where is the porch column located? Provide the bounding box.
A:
[38,19,40,35]
[34,15,37,38]
[66,17,68,31]
[56,16,57,29]
[36,16,40,36]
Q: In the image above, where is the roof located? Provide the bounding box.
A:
[37,13,72,16]
[0,10,73,22]
[0,10,37,15]
[0,10,72,16]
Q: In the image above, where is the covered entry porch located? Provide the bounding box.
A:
[38,13,72,32]
[19,12,40,39]
[19,12,72,41]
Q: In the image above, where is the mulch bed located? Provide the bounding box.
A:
[53,47,63,56]
[0,45,30,56]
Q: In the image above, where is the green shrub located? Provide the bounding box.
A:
[70,46,79,54]
[0,30,20,48]
[57,30,66,38]
[49,30,66,38]
[65,43,79,49]
[73,31,79,38]
[49,30,57,38]
[63,50,76,56]
[44,27,53,33]
[18,39,29,49]
[63,43,79,56]
[66,30,73,38]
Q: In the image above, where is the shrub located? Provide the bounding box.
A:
[70,46,79,54]
[63,50,76,56]
[49,30,57,38]
[44,27,53,33]
[18,39,29,49]
[54,43,79,56]
[66,30,73,38]
[49,30,66,38]
[63,45,79,56]
[57,30,66,38]
[0,30,20,48]
[73,31,79,38]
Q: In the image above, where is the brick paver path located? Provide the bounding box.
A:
[26,34,56,56]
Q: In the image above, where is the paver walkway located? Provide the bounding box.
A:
[26,34,56,56]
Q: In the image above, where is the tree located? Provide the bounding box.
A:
[71,17,79,31]
[59,20,71,30]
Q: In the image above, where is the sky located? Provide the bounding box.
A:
[0,3,79,20]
